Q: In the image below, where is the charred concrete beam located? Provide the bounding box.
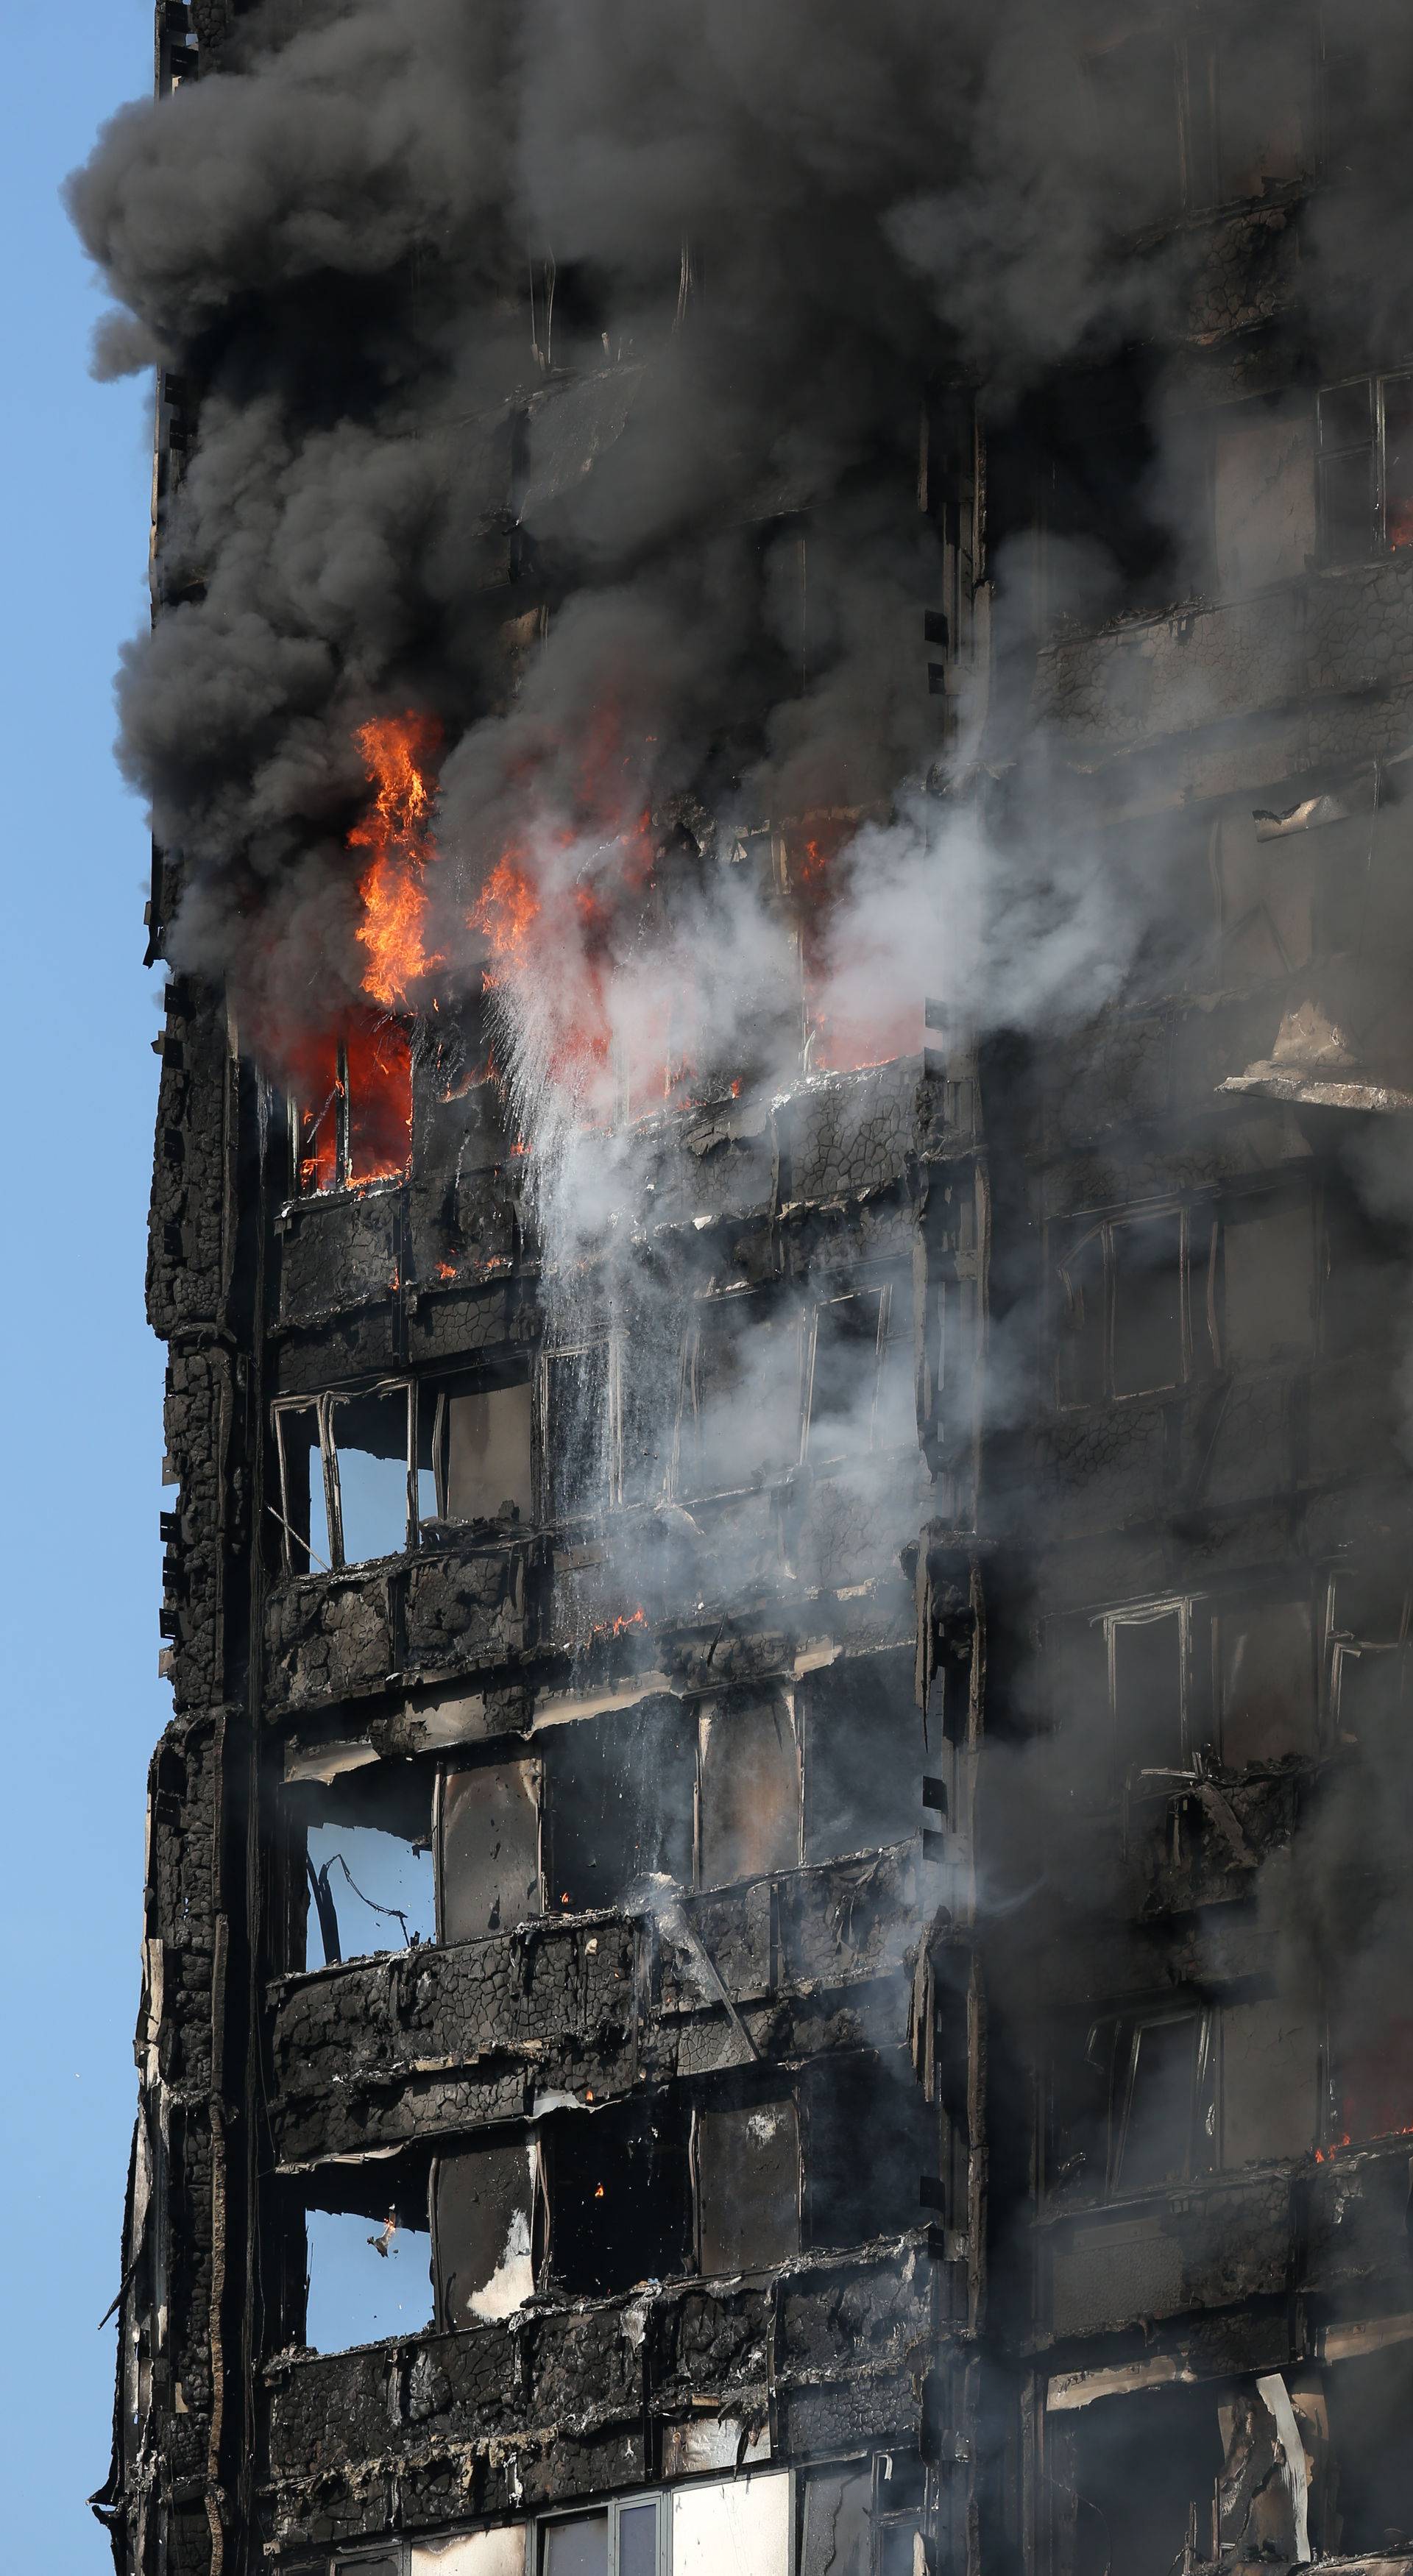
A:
[266,1845,926,2167]
[262,2240,936,2555]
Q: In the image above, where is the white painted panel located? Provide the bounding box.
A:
[670,2469,790,2575]
[409,2527,527,2575]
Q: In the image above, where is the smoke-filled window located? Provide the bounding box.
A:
[1054,1206,1192,1406]
[288,1013,412,1196]
[680,1294,804,1498]
[1083,9,1314,230]
[1211,400,1317,598]
[539,1334,659,1519]
[804,1266,915,1463]
[273,1384,415,1572]
[1318,372,1413,562]
[1047,2003,1215,2202]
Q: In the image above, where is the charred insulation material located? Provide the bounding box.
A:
[80,4,1413,2575]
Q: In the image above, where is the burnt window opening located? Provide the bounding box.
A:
[680,1293,803,1499]
[301,2170,434,2354]
[1215,1597,1317,1766]
[1211,398,1318,599]
[985,350,1178,632]
[542,1699,695,1914]
[542,2099,692,2299]
[286,1758,434,1970]
[1083,11,1313,230]
[273,1383,415,1572]
[288,1011,413,1197]
[1049,1597,1190,1810]
[693,2095,801,2276]
[418,1367,534,1531]
[802,2050,935,2250]
[1054,2382,1228,2576]
[1219,1185,1317,1369]
[697,1688,801,1885]
[801,1652,926,1863]
[436,1756,542,1942]
[1324,2342,1413,2555]
[1318,372,1413,563]
[804,1267,916,1465]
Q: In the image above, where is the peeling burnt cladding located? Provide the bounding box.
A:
[71,1,1413,2574]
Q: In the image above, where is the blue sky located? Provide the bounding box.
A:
[0,5,171,2563]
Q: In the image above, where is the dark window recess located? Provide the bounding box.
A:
[544,1700,695,1912]
[544,1343,611,1518]
[1219,1998,1317,2169]
[986,350,1178,625]
[273,1384,414,1573]
[698,1689,800,1886]
[1336,2013,1413,2147]
[1111,1607,1186,1781]
[288,1009,412,1197]
[1318,372,1413,562]
[1110,1209,1185,1397]
[1062,2385,1225,2576]
[1085,27,1182,228]
[684,1297,801,1496]
[803,2052,933,2249]
[693,2098,801,2276]
[802,1652,924,1861]
[1216,1600,1316,1766]
[437,1758,542,1942]
[286,1761,433,1970]
[1204,14,1311,204]
[419,1373,533,1528]
[1322,1184,1406,1364]
[1325,2345,1413,2555]
[1220,1189,1315,1368]
[545,2101,691,2298]
[1047,2006,1214,2204]
[431,2140,539,2326]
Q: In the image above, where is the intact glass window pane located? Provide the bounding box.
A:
[541,2516,608,2576]
[617,2502,659,2576]
[671,2470,791,2576]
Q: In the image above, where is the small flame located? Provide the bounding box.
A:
[352,712,444,1007]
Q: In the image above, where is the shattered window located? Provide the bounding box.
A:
[1319,372,1413,562]
[273,1384,414,1573]
[1061,2384,1225,2576]
[431,2140,539,2326]
[693,2098,801,2276]
[681,1295,803,1497]
[303,2195,433,2352]
[288,1011,412,1196]
[418,1371,533,1529]
[698,1689,800,1886]
[288,1758,434,1969]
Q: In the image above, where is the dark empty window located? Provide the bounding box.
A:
[1216,1599,1316,1766]
[693,2098,801,2275]
[288,1011,412,1197]
[802,1653,924,1861]
[1318,373,1413,562]
[1063,2385,1225,2576]
[682,1296,801,1496]
[1047,2005,1214,2204]
[1325,2344,1413,2555]
[1221,1189,1315,1368]
[803,2052,933,2248]
[437,1758,542,1942]
[1055,1206,1191,1406]
[545,2101,691,2297]
[1111,1605,1186,1781]
[543,1701,695,1912]
[1116,2010,1207,2191]
[698,1690,800,1886]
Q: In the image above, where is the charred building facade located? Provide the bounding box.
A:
[85,6,1413,2576]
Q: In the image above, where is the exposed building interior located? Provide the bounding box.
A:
[88,4,1413,2574]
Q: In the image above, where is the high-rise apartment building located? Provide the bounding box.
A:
[89,7,1413,2575]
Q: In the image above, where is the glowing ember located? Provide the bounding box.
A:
[352,712,444,1007]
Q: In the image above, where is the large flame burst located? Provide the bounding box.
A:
[352,712,444,1007]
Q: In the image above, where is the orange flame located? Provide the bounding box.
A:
[352,713,444,1007]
